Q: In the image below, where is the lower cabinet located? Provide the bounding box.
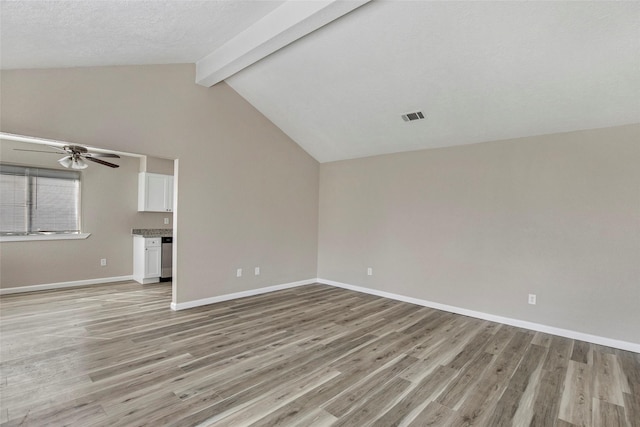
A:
[133,236,161,284]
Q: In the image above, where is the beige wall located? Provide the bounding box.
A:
[3,64,636,345]
[141,155,174,175]
[318,125,640,344]
[0,65,320,303]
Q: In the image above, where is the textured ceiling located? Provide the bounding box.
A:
[227,1,640,162]
[0,0,284,69]
[1,1,638,163]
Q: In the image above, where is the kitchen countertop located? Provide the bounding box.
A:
[132,228,173,238]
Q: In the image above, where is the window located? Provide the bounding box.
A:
[0,164,82,237]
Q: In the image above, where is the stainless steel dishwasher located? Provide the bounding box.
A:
[160,236,172,282]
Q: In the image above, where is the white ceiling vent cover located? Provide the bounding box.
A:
[401,111,425,122]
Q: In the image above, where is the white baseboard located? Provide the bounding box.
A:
[317,278,640,354]
[18,274,634,353]
[170,278,317,311]
[134,277,160,285]
[0,275,135,295]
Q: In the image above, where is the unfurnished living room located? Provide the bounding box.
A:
[0,1,638,426]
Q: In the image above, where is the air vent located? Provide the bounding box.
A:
[401,111,425,122]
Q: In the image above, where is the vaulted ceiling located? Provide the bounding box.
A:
[2,1,638,162]
[0,1,285,69]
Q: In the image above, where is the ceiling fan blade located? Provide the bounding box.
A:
[85,153,120,158]
[13,148,61,154]
[47,145,71,153]
[86,157,120,168]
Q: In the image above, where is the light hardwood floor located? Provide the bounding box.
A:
[0,282,638,426]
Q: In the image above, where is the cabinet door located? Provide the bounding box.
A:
[145,174,168,212]
[145,246,162,277]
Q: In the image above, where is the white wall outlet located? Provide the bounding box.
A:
[164,217,170,225]
[528,294,537,305]
[100,258,107,267]
[236,268,242,277]
[367,267,373,276]
[254,267,260,276]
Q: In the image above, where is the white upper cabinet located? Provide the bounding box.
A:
[138,172,174,212]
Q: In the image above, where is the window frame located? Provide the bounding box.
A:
[0,163,91,242]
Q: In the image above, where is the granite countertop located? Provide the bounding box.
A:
[132,228,173,237]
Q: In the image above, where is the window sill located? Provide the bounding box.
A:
[0,233,91,242]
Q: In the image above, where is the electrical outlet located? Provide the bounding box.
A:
[367,267,373,276]
[254,267,260,276]
[236,268,242,277]
[100,258,107,267]
[164,217,170,225]
[528,294,536,305]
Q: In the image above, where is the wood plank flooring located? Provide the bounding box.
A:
[0,281,638,426]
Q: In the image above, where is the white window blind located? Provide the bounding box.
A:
[0,164,81,234]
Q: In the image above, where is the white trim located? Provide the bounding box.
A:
[0,232,91,242]
[170,278,317,311]
[316,278,640,353]
[0,132,69,148]
[23,273,632,353]
[196,0,371,86]
[134,277,160,285]
[0,276,134,295]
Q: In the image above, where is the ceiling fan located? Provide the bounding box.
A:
[14,145,120,169]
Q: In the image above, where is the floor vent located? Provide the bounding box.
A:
[401,111,425,122]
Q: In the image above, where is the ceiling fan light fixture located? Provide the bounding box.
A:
[58,156,73,168]
[71,157,88,170]
[58,155,88,169]
[15,140,120,169]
